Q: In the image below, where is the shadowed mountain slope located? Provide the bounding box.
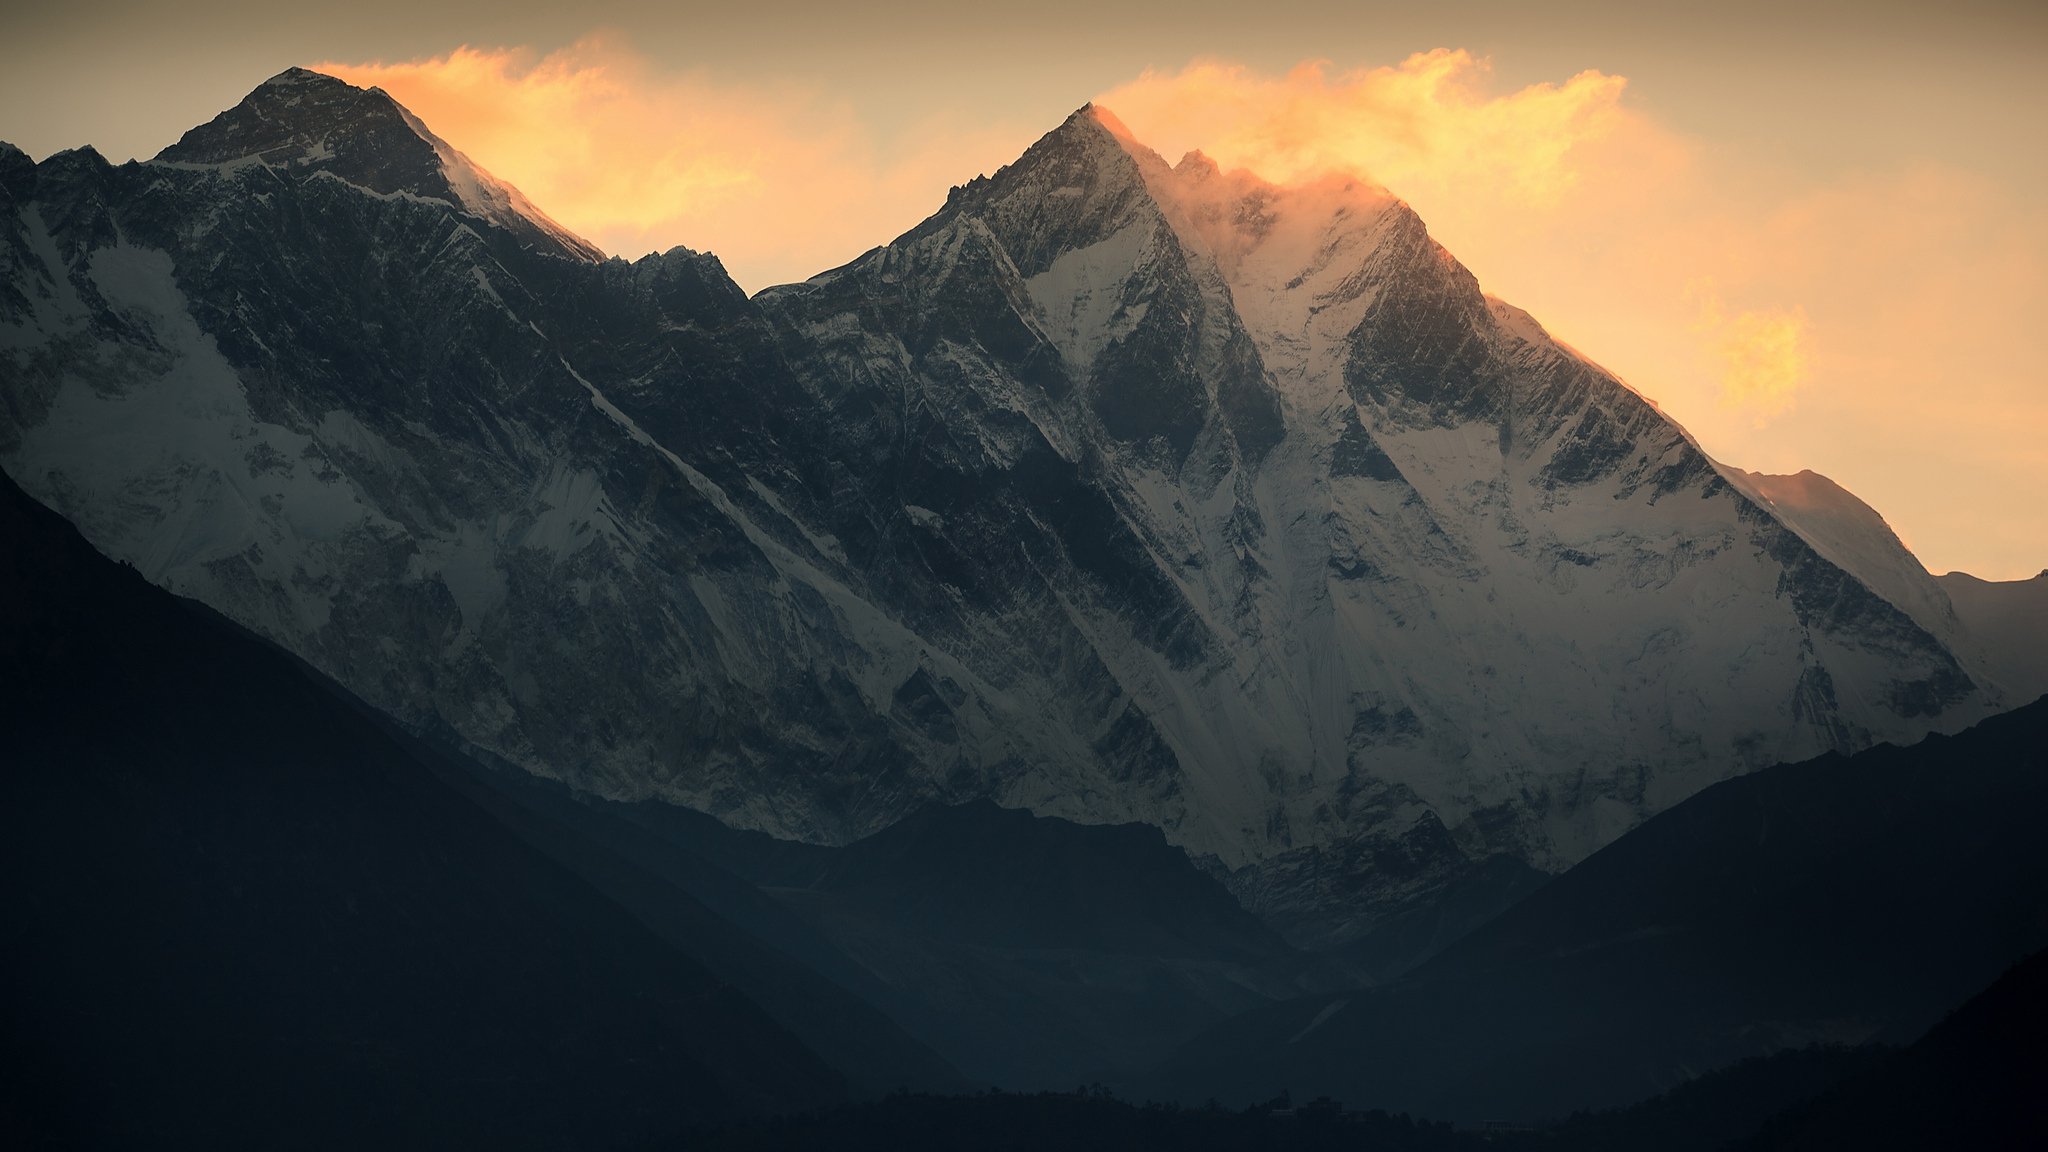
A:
[520,791,1318,1088]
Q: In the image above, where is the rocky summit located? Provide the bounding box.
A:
[0,75,2013,943]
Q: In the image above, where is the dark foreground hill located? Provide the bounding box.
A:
[693,948,2045,1152]
[1151,693,2048,1120]
[1747,946,2048,1150]
[0,468,847,1149]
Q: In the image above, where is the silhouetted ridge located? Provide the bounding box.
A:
[1748,948,2048,1149]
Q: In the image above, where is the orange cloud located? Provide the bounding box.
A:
[1096,51,1634,204]
[319,37,1037,290]
[1690,287,1810,423]
[1715,307,1809,422]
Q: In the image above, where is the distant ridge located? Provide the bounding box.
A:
[1934,569,2048,701]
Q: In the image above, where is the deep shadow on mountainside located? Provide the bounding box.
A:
[1745,946,2048,1150]
[1148,693,2048,1121]
[0,449,1336,1131]
[0,467,856,1149]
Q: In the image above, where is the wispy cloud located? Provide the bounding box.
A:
[1690,286,1810,423]
[1096,50,1632,204]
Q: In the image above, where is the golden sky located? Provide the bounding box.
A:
[3,2,2045,579]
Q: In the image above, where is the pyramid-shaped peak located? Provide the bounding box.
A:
[156,68,411,168]
[260,66,352,91]
[1028,102,1149,161]
[155,67,600,261]
[902,101,1186,284]
[961,103,1160,216]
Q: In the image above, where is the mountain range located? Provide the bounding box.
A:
[1,69,2030,947]
[4,66,2045,1144]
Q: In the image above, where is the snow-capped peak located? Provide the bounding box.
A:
[257,65,331,90]
[153,68,601,262]
[1079,116,1411,406]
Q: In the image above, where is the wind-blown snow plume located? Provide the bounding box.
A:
[1096,51,1631,204]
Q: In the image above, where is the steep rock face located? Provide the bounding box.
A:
[0,78,2007,943]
